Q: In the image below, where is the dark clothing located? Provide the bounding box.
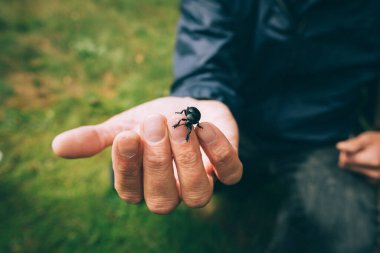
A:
[171,0,380,153]
[237,143,379,253]
[170,1,380,252]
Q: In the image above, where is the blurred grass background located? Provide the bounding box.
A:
[0,0,273,252]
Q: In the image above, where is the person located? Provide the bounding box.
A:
[52,0,380,252]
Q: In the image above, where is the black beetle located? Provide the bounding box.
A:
[172,106,202,142]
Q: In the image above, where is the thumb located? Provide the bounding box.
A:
[52,122,126,158]
[336,134,369,153]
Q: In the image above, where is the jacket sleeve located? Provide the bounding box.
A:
[170,0,242,115]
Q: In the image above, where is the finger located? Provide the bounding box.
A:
[52,121,130,158]
[168,115,213,208]
[343,165,380,180]
[336,134,369,153]
[195,122,243,185]
[338,151,348,168]
[340,149,380,169]
[52,109,138,158]
[141,114,179,214]
[112,131,143,204]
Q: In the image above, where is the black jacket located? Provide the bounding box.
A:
[171,0,380,152]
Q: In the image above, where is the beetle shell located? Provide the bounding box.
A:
[187,107,201,123]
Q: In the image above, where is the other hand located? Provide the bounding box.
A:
[336,131,380,180]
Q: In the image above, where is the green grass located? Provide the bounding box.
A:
[0,1,274,252]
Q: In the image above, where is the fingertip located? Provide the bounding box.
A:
[336,142,358,153]
[51,134,64,157]
[51,125,112,159]
[141,113,167,144]
[51,132,77,158]
[113,130,144,205]
[196,122,238,150]
[196,121,214,130]
[114,130,141,159]
[336,140,350,150]
[195,122,217,145]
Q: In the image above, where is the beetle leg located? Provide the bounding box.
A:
[173,118,187,128]
[175,109,187,115]
[185,128,192,142]
[196,123,203,129]
[184,123,193,141]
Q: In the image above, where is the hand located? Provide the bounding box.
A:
[336,131,380,180]
[52,96,243,213]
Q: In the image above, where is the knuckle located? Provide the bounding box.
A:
[374,173,380,180]
[183,189,212,208]
[367,171,380,180]
[146,197,179,214]
[369,158,380,167]
[360,134,371,143]
[374,157,380,167]
[144,153,170,169]
[212,145,234,165]
[115,162,140,177]
[176,150,199,166]
[221,162,243,185]
[116,190,142,204]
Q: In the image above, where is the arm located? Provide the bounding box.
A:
[171,0,249,116]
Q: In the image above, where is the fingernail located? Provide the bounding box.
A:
[117,132,139,158]
[196,123,216,144]
[168,116,188,143]
[143,114,165,143]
